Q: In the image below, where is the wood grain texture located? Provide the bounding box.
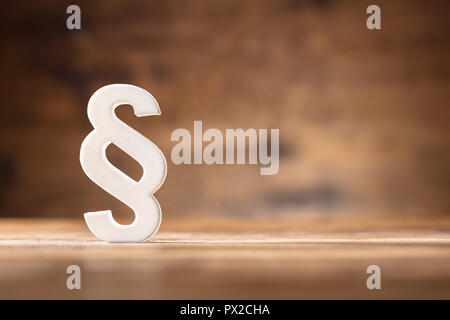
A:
[1,0,450,220]
[0,218,449,299]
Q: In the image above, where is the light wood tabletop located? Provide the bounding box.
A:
[0,217,449,299]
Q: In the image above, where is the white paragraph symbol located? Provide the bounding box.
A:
[80,84,167,242]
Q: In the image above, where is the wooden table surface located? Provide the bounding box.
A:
[0,217,450,299]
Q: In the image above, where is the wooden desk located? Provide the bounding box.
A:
[0,217,449,299]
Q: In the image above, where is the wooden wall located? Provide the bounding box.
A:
[0,0,449,221]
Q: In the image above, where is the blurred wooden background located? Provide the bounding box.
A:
[0,0,449,222]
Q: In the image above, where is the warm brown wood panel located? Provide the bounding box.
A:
[1,218,449,299]
[1,0,449,221]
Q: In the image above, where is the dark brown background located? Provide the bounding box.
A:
[0,0,449,223]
